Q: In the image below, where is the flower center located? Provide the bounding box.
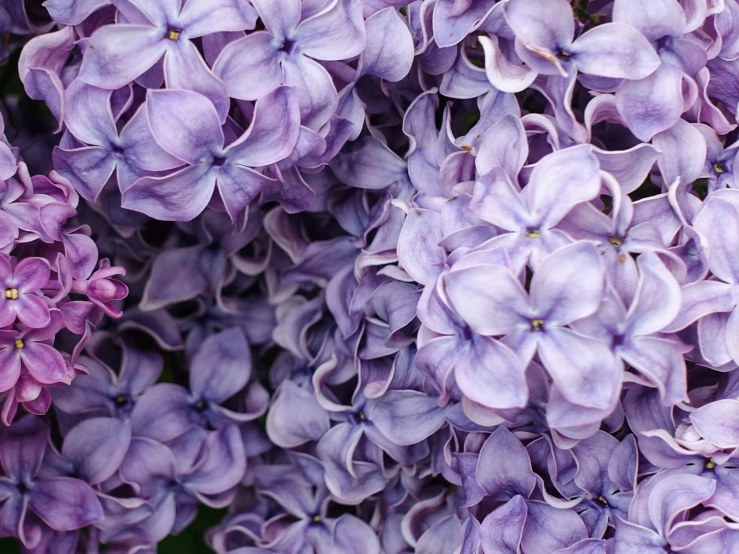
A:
[525,227,540,239]
[114,394,128,407]
[557,48,572,59]
[279,38,296,54]
[705,459,716,471]
[14,339,23,349]
[194,399,207,413]
[596,495,608,506]
[311,514,322,524]
[4,288,18,300]
[608,236,624,248]
[531,319,545,331]
[713,162,725,174]
[167,28,181,41]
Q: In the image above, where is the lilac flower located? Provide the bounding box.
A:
[570,432,637,537]
[0,255,50,329]
[665,189,739,367]
[443,241,620,411]
[51,341,162,419]
[470,142,602,270]
[53,80,183,202]
[213,0,366,129]
[0,416,102,549]
[123,86,300,223]
[613,0,709,140]
[573,252,688,405]
[0,311,66,393]
[78,0,256,119]
[131,328,262,441]
[614,471,717,553]
[119,426,246,536]
[504,0,660,81]
[255,460,379,554]
[460,427,595,553]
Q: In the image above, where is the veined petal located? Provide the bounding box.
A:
[524,145,601,228]
[227,86,300,167]
[538,327,621,410]
[79,25,166,89]
[454,336,528,410]
[531,242,605,325]
[443,264,531,335]
[571,23,660,80]
[212,33,282,101]
[146,89,223,165]
[616,63,685,141]
[122,164,216,222]
[295,0,366,61]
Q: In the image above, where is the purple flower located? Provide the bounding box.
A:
[443,241,620,411]
[504,0,660,80]
[0,255,50,329]
[131,328,262,441]
[51,340,162,419]
[470,143,602,270]
[613,0,709,140]
[123,86,300,223]
[213,0,366,129]
[0,416,102,549]
[53,80,183,202]
[78,0,256,119]
[0,311,66,393]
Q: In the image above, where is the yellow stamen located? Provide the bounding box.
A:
[706,459,716,470]
[525,228,540,239]
[4,288,17,300]
[312,514,322,524]
[14,339,23,349]
[460,144,473,152]
[167,29,181,41]
[713,162,725,174]
[608,236,623,248]
[357,411,366,421]
[531,319,544,331]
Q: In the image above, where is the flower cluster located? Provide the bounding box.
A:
[2,0,739,553]
[0,107,126,433]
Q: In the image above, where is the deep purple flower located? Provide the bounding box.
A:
[0,255,50,329]
[0,416,102,549]
[0,310,66,393]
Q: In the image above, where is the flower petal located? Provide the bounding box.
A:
[79,25,166,89]
[227,86,300,167]
[443,263,531,335]
[454,336,528,410]
[616,63,685,141]
[21,343,66,385]
[295,0,366,61]
[538,327,620,410]
[190,328,251,403]
[122,164,216,222]
[530,241,605,325]
[62,417,132,485]
[571,23,660,80]
[146,89,223,165]
[212,32,282,101]
[29,477,103,531]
